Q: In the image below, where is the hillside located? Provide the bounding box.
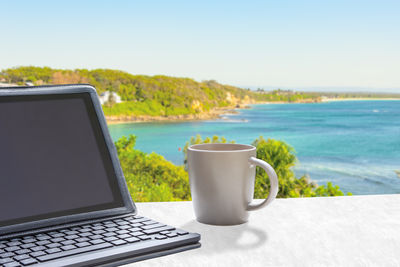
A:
[0,66,320,122]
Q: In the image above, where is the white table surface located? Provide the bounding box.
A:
[126,195,400,267]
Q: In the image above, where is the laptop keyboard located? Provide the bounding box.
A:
[0,215,188,267]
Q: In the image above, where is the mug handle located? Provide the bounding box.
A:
[247,157,279,211]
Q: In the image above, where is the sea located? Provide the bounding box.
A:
[108,100,400,195]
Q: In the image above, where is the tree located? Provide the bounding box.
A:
[116,135,190,202]
[105,92,117,108]
[252,136,351,197]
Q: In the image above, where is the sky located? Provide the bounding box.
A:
[1,0,399,92]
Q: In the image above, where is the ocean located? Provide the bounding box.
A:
[108,100,400,195]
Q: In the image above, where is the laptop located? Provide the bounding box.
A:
[0,85,200,267]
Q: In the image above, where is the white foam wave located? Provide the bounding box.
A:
[220,117,249,123]
[295,162,398,181]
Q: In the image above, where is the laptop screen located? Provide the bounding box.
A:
[0,93,125,228]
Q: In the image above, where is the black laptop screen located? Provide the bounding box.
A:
[0,93,125,228]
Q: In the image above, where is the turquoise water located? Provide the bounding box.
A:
[109,101,400,195]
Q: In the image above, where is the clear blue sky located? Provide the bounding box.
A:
[1,0,399,92]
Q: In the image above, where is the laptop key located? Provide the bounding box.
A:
[141,223,165,230]
[75,238,89,243]
[75,242,91,248]
[130,231,145,237]
[92,230,106,235]
[37,243,112,262]
[89,239,105,245]
[166,233,178,237]
[125,237,140,243]
[105,227,118,232]
[129,218,149,223]
[61,245,77,251]
[78,232,91,237]
[36,236,51,241]
[137,235,151,241]
[7,242,22,247]
[104,236,118,242]
[45,248,62,254]
[176,230,189,235]
[143,225,175,235]
[110,240,127,246]
[127,227,142,233]
[30,251,46,257]
[36,240,50,246]
[155,235,167,240]
[14,254,30,261]
[61,240,75,246]
[46,243,61,248]
[116,230,129,235]
[20,258,38,265]
[65,231,79,235]
[78,228,91,233]
[5,247,20,252]
[142,220,158,225]
[20,243,36,249]
[31,246,46,252]
[1,252,16,258]
[103,232,116,237]
[0,257,13,264]
[50,233,64,238]
[15,249,31,255]
[4,261,21,267]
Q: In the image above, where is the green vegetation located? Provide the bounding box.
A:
[0,67,256,117]
[253,89,321,103]
[3,67,397,120]
[115,135,190,202]
[0,67,322,118]
[251,137,350,197]
[117,134,350,202]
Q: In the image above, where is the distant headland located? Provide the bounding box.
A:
[1,66,399,123]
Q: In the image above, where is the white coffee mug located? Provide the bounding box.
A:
[188,143,279,225]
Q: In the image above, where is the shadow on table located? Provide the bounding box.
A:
[179,220,267,254]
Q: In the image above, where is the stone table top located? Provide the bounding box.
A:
[126,195,400,267]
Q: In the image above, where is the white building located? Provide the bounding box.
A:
[99,91,122,105]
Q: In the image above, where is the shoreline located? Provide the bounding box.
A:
[105,98,400,124]
[105,107,241,125]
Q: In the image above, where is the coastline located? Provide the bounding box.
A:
[105,107,241,124]
[105,98,400,124]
